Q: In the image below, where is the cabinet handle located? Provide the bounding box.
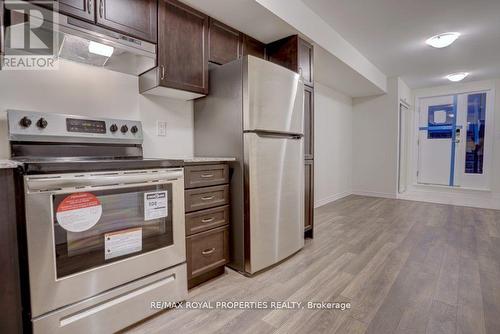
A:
[160,65,166,80]
[99,0,104,18]
[87,0,92,14]
[201,195,215,201]
[201,217,215,223]
[201,248,216,256]
[200,174,214,178]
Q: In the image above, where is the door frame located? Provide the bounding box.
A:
[412,82,496,190]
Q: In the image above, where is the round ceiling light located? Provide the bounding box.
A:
[446,72,469,82]
[426,32,460,48]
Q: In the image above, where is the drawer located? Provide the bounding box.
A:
[184,164,229,189]
[32,264,187,334]
[185,185,229,212]
[186,205,230,236]
[186,226,229,279]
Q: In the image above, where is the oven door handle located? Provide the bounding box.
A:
[26,169,184,192]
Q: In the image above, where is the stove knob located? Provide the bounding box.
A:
[110,124,118,133]
[19,116,32,128]
[36,117,48,129]
[130,125,139,134]
[120,125,129,133]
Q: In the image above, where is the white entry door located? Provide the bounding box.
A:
[417,91,493,189]
[417,95,456,186]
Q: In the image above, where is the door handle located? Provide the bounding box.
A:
[87,0,92,14]
[99,0,104,18]
[160,65,166,80]
[201,248,216,256]
[201,195,215,201]
[201,217,215,223]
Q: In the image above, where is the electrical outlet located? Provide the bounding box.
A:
[157,121,167,136]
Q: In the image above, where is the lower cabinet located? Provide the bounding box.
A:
[186,226,229,286]
[304,160,314,238]
[0,169,23,334]
[184,163,230,288]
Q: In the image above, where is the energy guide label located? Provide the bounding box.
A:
[144,191,168,221]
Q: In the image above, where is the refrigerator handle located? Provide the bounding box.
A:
[245,129,303,140]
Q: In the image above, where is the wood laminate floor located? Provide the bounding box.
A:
[125,195,500,334]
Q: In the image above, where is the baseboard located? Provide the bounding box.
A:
[351,190,397,199]
[398,188,500,210]
[314,191,351,208]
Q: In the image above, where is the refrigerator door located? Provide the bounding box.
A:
[243,56,304,134]
[244,132,305,274]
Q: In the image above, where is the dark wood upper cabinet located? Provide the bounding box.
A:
[298,38,314,86]
[304,160,314,236]
[304,85,314,160]
[241,34,266,59]
[266,35,314,86]
[208,18,241,65]
[157,0,208,95]
[58,0,95,22]
[96,0,158,43]
[266,35,298,73]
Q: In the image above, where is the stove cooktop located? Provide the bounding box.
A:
[15,157,185,174]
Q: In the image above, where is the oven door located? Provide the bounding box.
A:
[24,168,186,318]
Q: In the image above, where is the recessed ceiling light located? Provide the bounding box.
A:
[426,32,460,48]
[446,72,469,82]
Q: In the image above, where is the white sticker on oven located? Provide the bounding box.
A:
[56,192,102,232]
[105,228,142,260]
[144,191,168,221]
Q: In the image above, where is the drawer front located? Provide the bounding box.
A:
[185,164,229,189]
[32,264,187,334]
[186,205,230,236]
[187,226,229,278]
[185,185,229,212]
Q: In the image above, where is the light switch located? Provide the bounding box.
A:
[157,121,167,136]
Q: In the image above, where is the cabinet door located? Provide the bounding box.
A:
[299,38,314,86]
[96,0,157,42]
[208,18,240,65]
[304,160,314,235]
[304,85,314,160]
[59,0,95,22]
[242,34,265,59]
[158,0,208,94]
[266,35,298,72]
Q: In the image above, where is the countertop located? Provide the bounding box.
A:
[183,157,236,163]
[0,160,21,169]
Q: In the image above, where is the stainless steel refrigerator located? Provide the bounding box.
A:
[194,56,305,274]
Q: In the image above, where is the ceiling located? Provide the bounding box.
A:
[302,0,500,88]
[180,0,296,43]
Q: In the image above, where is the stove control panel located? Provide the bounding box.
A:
[7,110,143,144]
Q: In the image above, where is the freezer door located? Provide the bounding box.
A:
[244,132,305,274]
[243,56,304,134]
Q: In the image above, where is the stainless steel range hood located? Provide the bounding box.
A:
[4,6,156,76]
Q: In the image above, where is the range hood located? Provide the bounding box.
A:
[3,6,156,76]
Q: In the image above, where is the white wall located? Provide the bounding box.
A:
[399,79,500,209]
[351,77,400,198]
[314,83,352,207]
[255,0,387,93]
[0,60,194,159]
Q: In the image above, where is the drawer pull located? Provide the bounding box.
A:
[201,217,215,223]
[200,174,214,178]
[201,195,215,201]
[201,248,216,255]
